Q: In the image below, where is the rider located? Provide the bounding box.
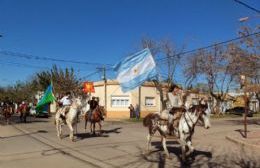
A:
[87,96,98,121]
[59,92,72,118]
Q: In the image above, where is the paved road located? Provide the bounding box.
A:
[0,114,260,168]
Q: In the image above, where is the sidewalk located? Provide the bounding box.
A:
[226,127,260,150]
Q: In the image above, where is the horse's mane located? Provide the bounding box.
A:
[188,104,208,115]
[169,107,186,115]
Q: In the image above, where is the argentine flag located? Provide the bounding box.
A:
[114,48,158,92]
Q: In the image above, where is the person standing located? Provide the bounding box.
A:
[135,104,140,119]
[128,104,135,118]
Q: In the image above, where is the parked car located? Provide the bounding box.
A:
[35,109,49,118]
[226,107,254,117]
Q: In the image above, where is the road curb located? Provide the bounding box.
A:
[226,135,260,150]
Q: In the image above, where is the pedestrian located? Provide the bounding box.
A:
[135,104,140,119]
[128,104,135,118]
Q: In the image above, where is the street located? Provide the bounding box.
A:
[1,115,260,168]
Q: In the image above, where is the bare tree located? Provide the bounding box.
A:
[185,44,240,114]
[238,25,260,107]
[141,37,184,110]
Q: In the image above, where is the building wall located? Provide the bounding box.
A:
[92,81,161,119]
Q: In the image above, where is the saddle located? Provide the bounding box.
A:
[158,107,186,136]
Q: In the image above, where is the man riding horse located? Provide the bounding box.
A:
[57,92,72,121]
[87,96,104,121]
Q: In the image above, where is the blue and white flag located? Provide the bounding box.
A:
[114,48,158,92]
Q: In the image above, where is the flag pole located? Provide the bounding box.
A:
[138,86,141,119]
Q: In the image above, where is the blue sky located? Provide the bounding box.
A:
[0,0,259,86]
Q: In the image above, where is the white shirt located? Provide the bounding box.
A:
[60,96,71,106]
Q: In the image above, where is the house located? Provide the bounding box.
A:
[91,80,162,119]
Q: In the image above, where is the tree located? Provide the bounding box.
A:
[185,44,241,114]
[141,37,184,109]
[238,25,260,106]
[35,65,81,95]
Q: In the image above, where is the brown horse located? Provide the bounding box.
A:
[2,104,14,124]
[84,105,106,135]
[19,104,29,123]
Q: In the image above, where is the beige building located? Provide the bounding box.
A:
[92,80,161,119]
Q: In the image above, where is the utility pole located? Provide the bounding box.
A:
[101,66,107,113]
[97,66,107,112]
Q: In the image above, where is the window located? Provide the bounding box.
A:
[111,96,129,107]
[145,97,155,106]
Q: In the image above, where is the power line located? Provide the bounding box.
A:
[156,31,260,62]
[0,50,113,67]
[0,60,48,69]
[234,0,260,14]
[81,70,100,80]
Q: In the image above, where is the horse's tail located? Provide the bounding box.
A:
[143,113,159,127]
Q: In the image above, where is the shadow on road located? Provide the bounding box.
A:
[0,130,48,139]
[75,127,122,141]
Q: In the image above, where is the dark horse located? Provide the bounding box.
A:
[84,105,106,135]
[2,103,14,124]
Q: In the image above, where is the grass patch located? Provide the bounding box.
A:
[124,118,143,123]
[210,112,260,119]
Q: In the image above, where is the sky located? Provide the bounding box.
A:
[0,0,259,86]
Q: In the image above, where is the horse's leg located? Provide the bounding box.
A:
[84,119,88,132]
[186,140,194,157]
[98,122,102,135]
[179,135,188,162]
[146,133,152,153]
[67,122,74,141]
[56,120,61,139]
[146,126,155,154]
[90,121,93,133]
[162,136,170,158]
[93,122,96,135]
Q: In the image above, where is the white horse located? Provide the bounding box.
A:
[143,107,185,158]
[55,97,83,141]
[179,103,211,161]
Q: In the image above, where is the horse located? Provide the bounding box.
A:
[2,104,14,124]
[143,101,211,160]
[143,107,185,158]
[55,97,83,141]
[18,103,29,123]
[84,105,106,135]
[179,102,211,161]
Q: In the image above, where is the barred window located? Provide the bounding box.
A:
[111,96,129,107]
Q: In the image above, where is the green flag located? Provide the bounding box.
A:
[36,84,56,112]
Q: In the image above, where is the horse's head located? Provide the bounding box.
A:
[198,103,211,129]
[71,97,82,108]
[99,106,107,117]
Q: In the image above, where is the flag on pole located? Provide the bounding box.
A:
[82,82,95,93]
[36,83,56,111]
[114,48,158,92]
